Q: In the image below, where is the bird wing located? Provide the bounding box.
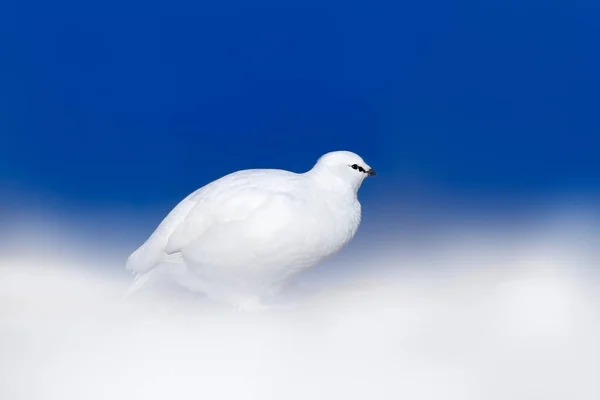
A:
[127,170,301,274]
[165,184,296,256]
[171,184,305,282]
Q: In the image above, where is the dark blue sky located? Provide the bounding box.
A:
[1,0,599,212]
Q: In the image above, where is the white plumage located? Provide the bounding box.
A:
[125,150,375,310]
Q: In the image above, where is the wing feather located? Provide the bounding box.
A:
[165,186,283,254]
[126,169,301,275]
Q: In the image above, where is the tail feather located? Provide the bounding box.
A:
[123,271,154,298]
[126,238,165,273]
[123,252,187,299]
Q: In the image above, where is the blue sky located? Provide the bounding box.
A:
[1,0,599,213]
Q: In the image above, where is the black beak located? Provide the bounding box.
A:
[367,169,376,176]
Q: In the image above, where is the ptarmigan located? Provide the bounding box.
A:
[125,150,375,310]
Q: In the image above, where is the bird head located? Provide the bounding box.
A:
[311,150,375,193]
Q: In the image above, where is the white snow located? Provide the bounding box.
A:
[1,206,598,400]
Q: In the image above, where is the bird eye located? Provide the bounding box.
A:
[351,164,358,170]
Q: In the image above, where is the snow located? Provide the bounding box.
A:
[0,207,598,400]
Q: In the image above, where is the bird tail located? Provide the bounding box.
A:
[123,253,186,299]
[123,271,153,299]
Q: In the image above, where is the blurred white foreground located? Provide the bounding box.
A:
[1,208,599,400]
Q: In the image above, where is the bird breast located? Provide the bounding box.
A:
[289,195,361,265]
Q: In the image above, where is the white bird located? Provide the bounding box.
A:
[125,150,375,310]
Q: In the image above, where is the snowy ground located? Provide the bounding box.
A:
[1,207,599,400]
